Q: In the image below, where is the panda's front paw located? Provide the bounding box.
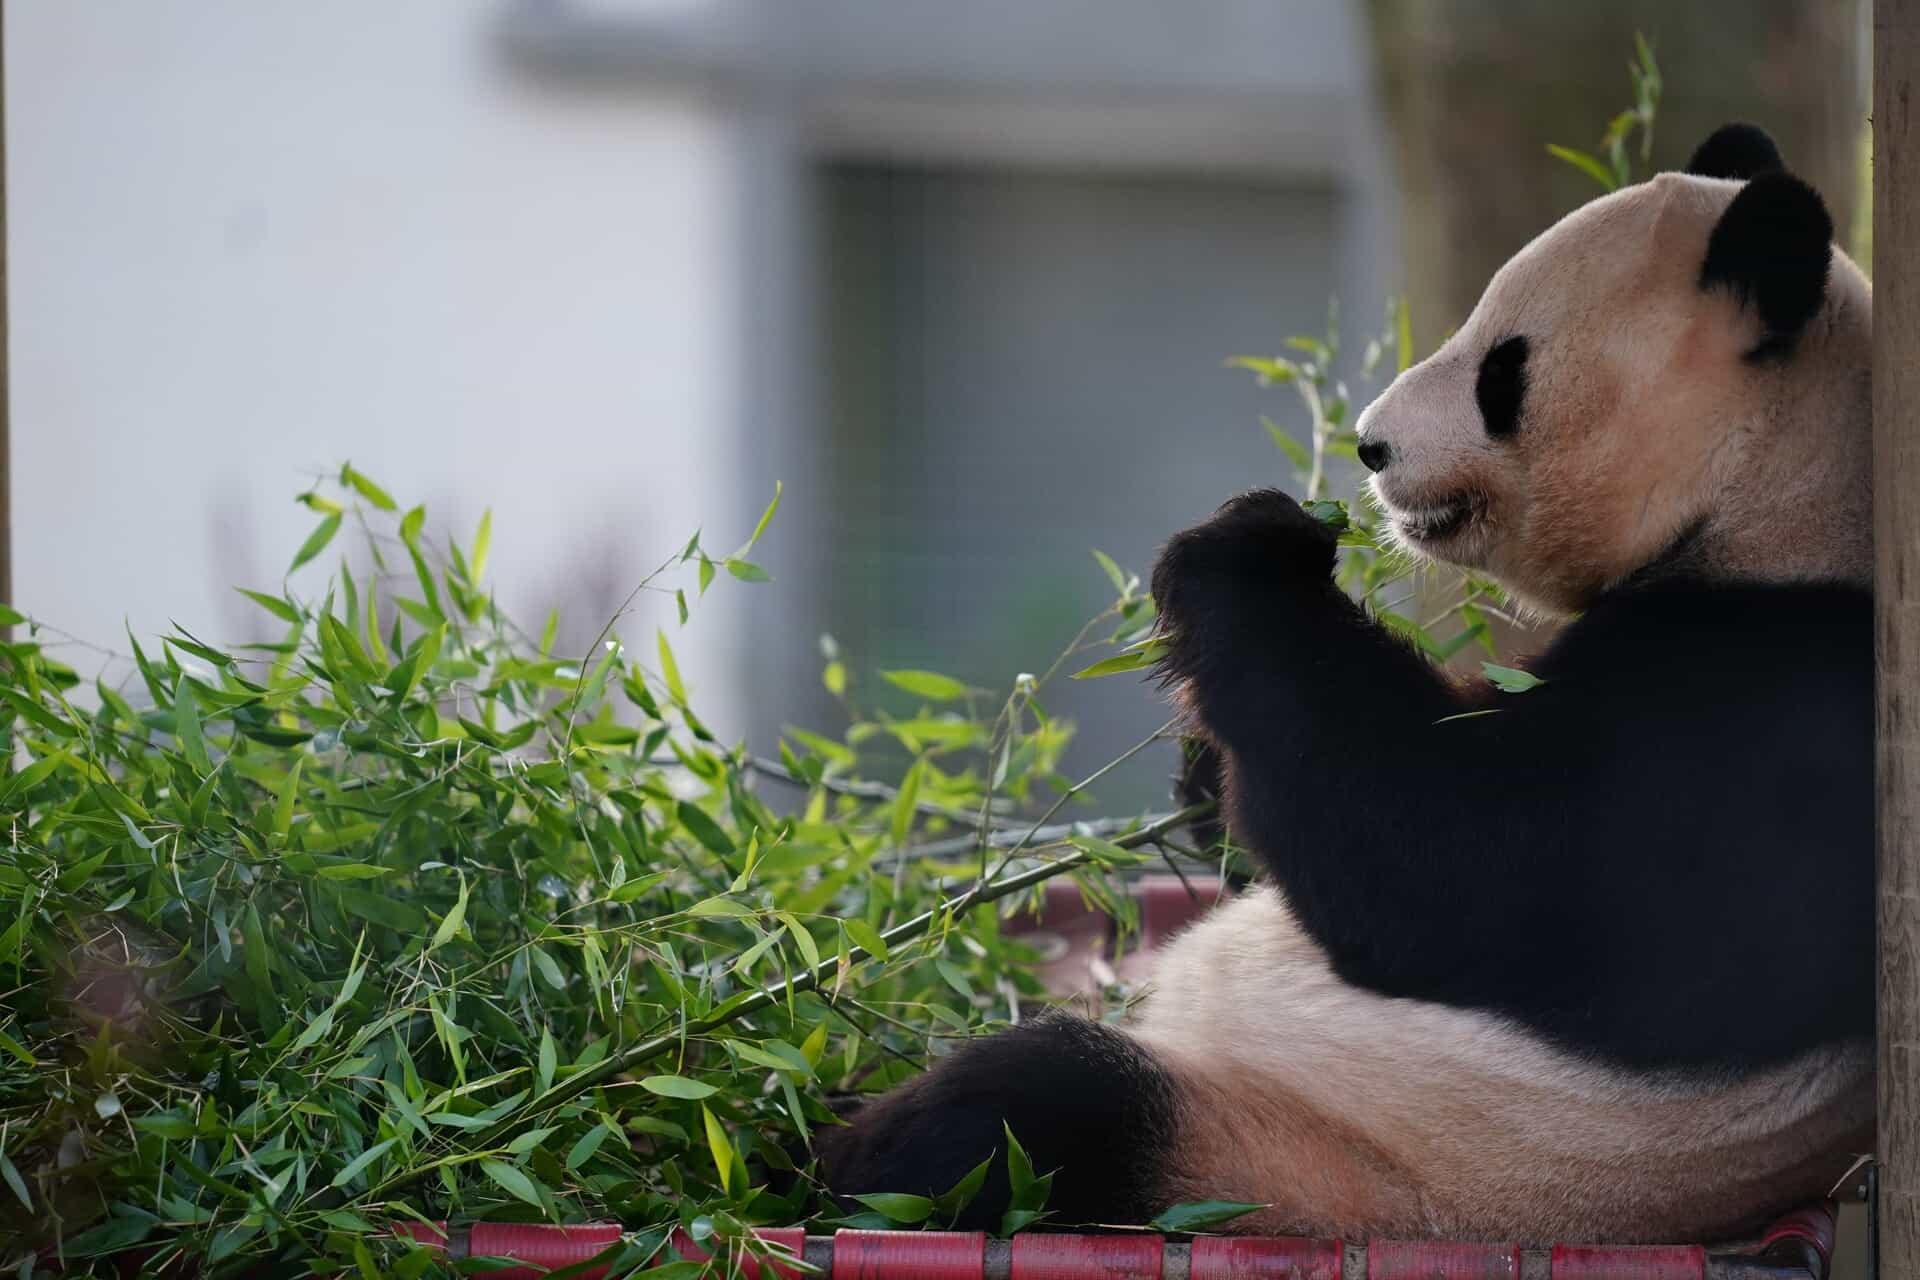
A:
[1151,489,1339,669]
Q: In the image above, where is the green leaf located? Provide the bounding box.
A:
[640,1075,717,1100]
[173,676,211,773]
[777,912,822,972]
[1395,297,1414,374]
[530,947,567,991]
[506,1126,558,1156]
[1067,833,1148,867]
[851,1193,936,1224]
[1303,500,1350,531]
[686,897,755,919]
[724,558,772,583]
[890,756,924,847]
[0,1026,34,1067]
[565,1122,612,1170]
[701,1105,737,1194]
[131,1111,196,1140]
[431,874,469,950]
[1091,549,1129,595]
[1000,1209,1049,1237]
[1224,355,1297,384]
[1070,646,1162,680]
[657,629,687,704]
[676,801,736,858]
[1005,1122,1037,1200]
[727,1038,812,1076]
[933,1154,993,1220]
[1545,143,1620,192]
[1148,1200,1268,1233]
[1262,417,1312,469]
[340,463,398,511]
[537,1028,557,1094]
[0,1150,30,1212]
[746,481,782,549]
[236,588,302,623]
[63,1215,154,1257]
[470,509,493,582]
[479,1159,544,1207]
[843,917,889,962]
[329,1137,397,1189]
[1481,661,1547,694]
[314,863,394,881]
[287,1006,337,1055]
[881,669,970,701]
[289,513,342,574]
[336,888,426,932]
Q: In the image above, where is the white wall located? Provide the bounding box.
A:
[8,0,753,729]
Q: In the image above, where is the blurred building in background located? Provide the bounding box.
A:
[8,0,1864,807]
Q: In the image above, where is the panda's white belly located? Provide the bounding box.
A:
[1127,887,1871,1243]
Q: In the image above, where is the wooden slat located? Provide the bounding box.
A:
[0,9,11,624]
[1878,1,1920,1276]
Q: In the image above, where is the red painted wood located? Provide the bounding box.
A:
[1012,1232,1165,1280]
[673,1227,810,1279]
[834,1230,988,1280]
[467,1223,623,1279]
[389,1220,449,1247]
[1549,1244,1704,1279]
[1757,1201,1838,1270]
[377,1200,1838,1280]
[1189,1234,1342,1280]
[1367,1239,1520,1280]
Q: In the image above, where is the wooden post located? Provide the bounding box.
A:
[0,10,11,619]
[1878,1,1920,1275]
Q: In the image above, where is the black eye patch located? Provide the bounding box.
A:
[1476,335,1529,438]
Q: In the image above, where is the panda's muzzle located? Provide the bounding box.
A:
[1393,496,1479,544]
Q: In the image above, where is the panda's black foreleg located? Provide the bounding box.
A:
[1151,489,1460,742]
[815,1012,1179,1230]
[1150,490,1502,987]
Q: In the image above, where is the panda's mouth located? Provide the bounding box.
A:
[1393,496,1480,544]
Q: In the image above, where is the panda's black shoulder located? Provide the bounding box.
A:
[1539,576,1870,692]
[1502,576,1873,1070]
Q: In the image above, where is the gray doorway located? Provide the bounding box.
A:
[803,162,1342,807]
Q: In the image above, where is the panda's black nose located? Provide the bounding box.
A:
[1358,439,1393,473]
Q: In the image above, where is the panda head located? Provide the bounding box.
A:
[1354,124,1871,616]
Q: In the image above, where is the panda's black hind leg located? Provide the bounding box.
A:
[815,1012,1178,1230]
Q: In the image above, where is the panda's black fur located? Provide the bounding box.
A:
[816,125,1872,1236]
[1149,492,1871,1074]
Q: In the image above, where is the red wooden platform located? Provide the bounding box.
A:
[390,1199,1838,1280]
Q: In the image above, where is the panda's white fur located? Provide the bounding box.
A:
[1133,888,1870,1241]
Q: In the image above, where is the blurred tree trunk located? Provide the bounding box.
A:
[1364,0,1867,346]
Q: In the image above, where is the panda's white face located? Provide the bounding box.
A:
[1355,171,1871,615]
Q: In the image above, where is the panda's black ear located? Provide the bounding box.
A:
[1699,170,1832,347]
[1686,123,1784,181]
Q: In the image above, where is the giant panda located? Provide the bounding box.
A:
[817,123,1873,1245]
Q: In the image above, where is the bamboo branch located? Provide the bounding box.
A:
[355,801,1212,1208]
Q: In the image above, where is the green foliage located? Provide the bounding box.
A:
[1548,34,1663,192]
[0,43,1684,1271]
[0,470,1202,1273]
[1147,1200,1267,1234]
[1216,300,1510,667]
[1481,663,1547,695]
